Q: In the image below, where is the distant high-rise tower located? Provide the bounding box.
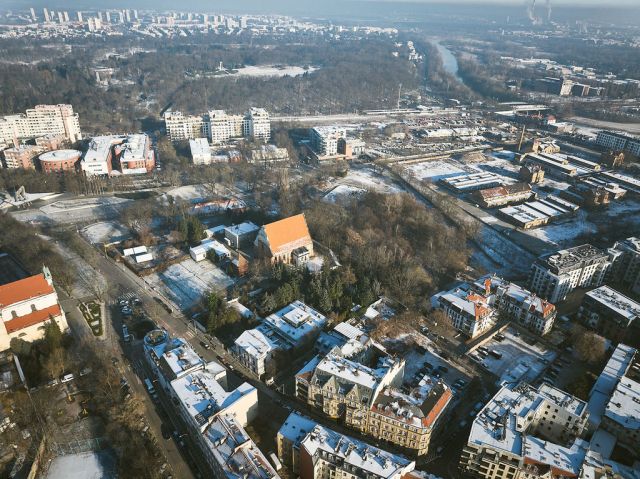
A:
[30,7,36,21]
[125,9,131,23]
[133,9,139,20]
[77,11,83,23]
[63,11,69,23]
[57,11,64,23]
[43,8,50,22]
[105,11,111,23]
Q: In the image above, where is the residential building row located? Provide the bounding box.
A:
[0,104,82,150]
[277,412,428,479]
[143,330,279,478]
[0,261,68,352]
[431,275,557,338]
[294,321,452,457]
[460,344,640,479]
[164,108,271,144]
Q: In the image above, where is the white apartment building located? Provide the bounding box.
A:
[163,111,206,142]
[233,301,328,378]
[82,134,154,176]
[310,126,347,156]
[460,383,590,479]
[189,138,212,165]
[0,266,68,352]
[143,330,279,479]
[164,108,271,144]
[244,107,271,141]
[116,134,155,174]
[0,104,81,148]
[528,244,612,303]
[208,110,244,144]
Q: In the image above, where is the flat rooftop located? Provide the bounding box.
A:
[585,286,640,322]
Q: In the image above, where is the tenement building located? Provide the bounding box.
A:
[528,244,611,303]
[277,412,422,479]
[143,330,279,478]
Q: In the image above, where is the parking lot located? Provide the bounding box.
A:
[468,327,557,386]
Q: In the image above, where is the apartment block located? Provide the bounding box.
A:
[233,300,327,377]
[2,144,44,169]
[295,332,405,432]
[310,126,346,157]
[0,104,81,148]
[245,107,271,141]
[277,413,419,479]
[596,131,640,157]
[578,286,640,343]
[609,237,640,294]
[143,330,279,478]
[163,111,207,142]
[528,244,612,303]
[460,383,590,479]
[431,285,497,338]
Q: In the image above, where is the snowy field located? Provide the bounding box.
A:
[471,327,557,387]
[147,258,234,310]
[11,197,130,224]
[163,184,212,202]
[524,199,640,248]
[82,221,132,245]
[323,184,367,204]
[343,167,404,194]
[407,155,520,184]
[229,65,318,78]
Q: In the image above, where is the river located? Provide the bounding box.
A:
[432,41,463,83]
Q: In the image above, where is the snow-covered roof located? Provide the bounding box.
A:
[171,365,255,429]
[277,411,317,445]
[202,414,279,479]
[604,376,640,431]
[587,344,637,427]
[225,221,259,237]
[468,383,588,475]
[301,424,415,478]
[161,341,205,379]
[190,239,231,258]
[263,300,327,347]
[585,286,640,323]
[234,328,280,360]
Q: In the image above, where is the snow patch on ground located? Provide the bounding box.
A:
[407,160,466,182]
[147,258,234,310]
[164,184,212,202]
[82,221,132,245]
[231,65,318,78]
[323,184,367,203]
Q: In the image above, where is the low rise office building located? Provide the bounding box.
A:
[609,237,640,294]
[189,138,212,165]
[471,183,535,208]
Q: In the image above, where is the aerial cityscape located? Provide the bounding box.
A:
[0,0,640,478]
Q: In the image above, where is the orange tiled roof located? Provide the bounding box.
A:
[263,214,311,254]
[0,274,54,308]
[422,388,453,427]
[4,304,62,334]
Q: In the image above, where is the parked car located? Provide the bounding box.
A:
[200,341,211,350]
[60,373,74,383]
